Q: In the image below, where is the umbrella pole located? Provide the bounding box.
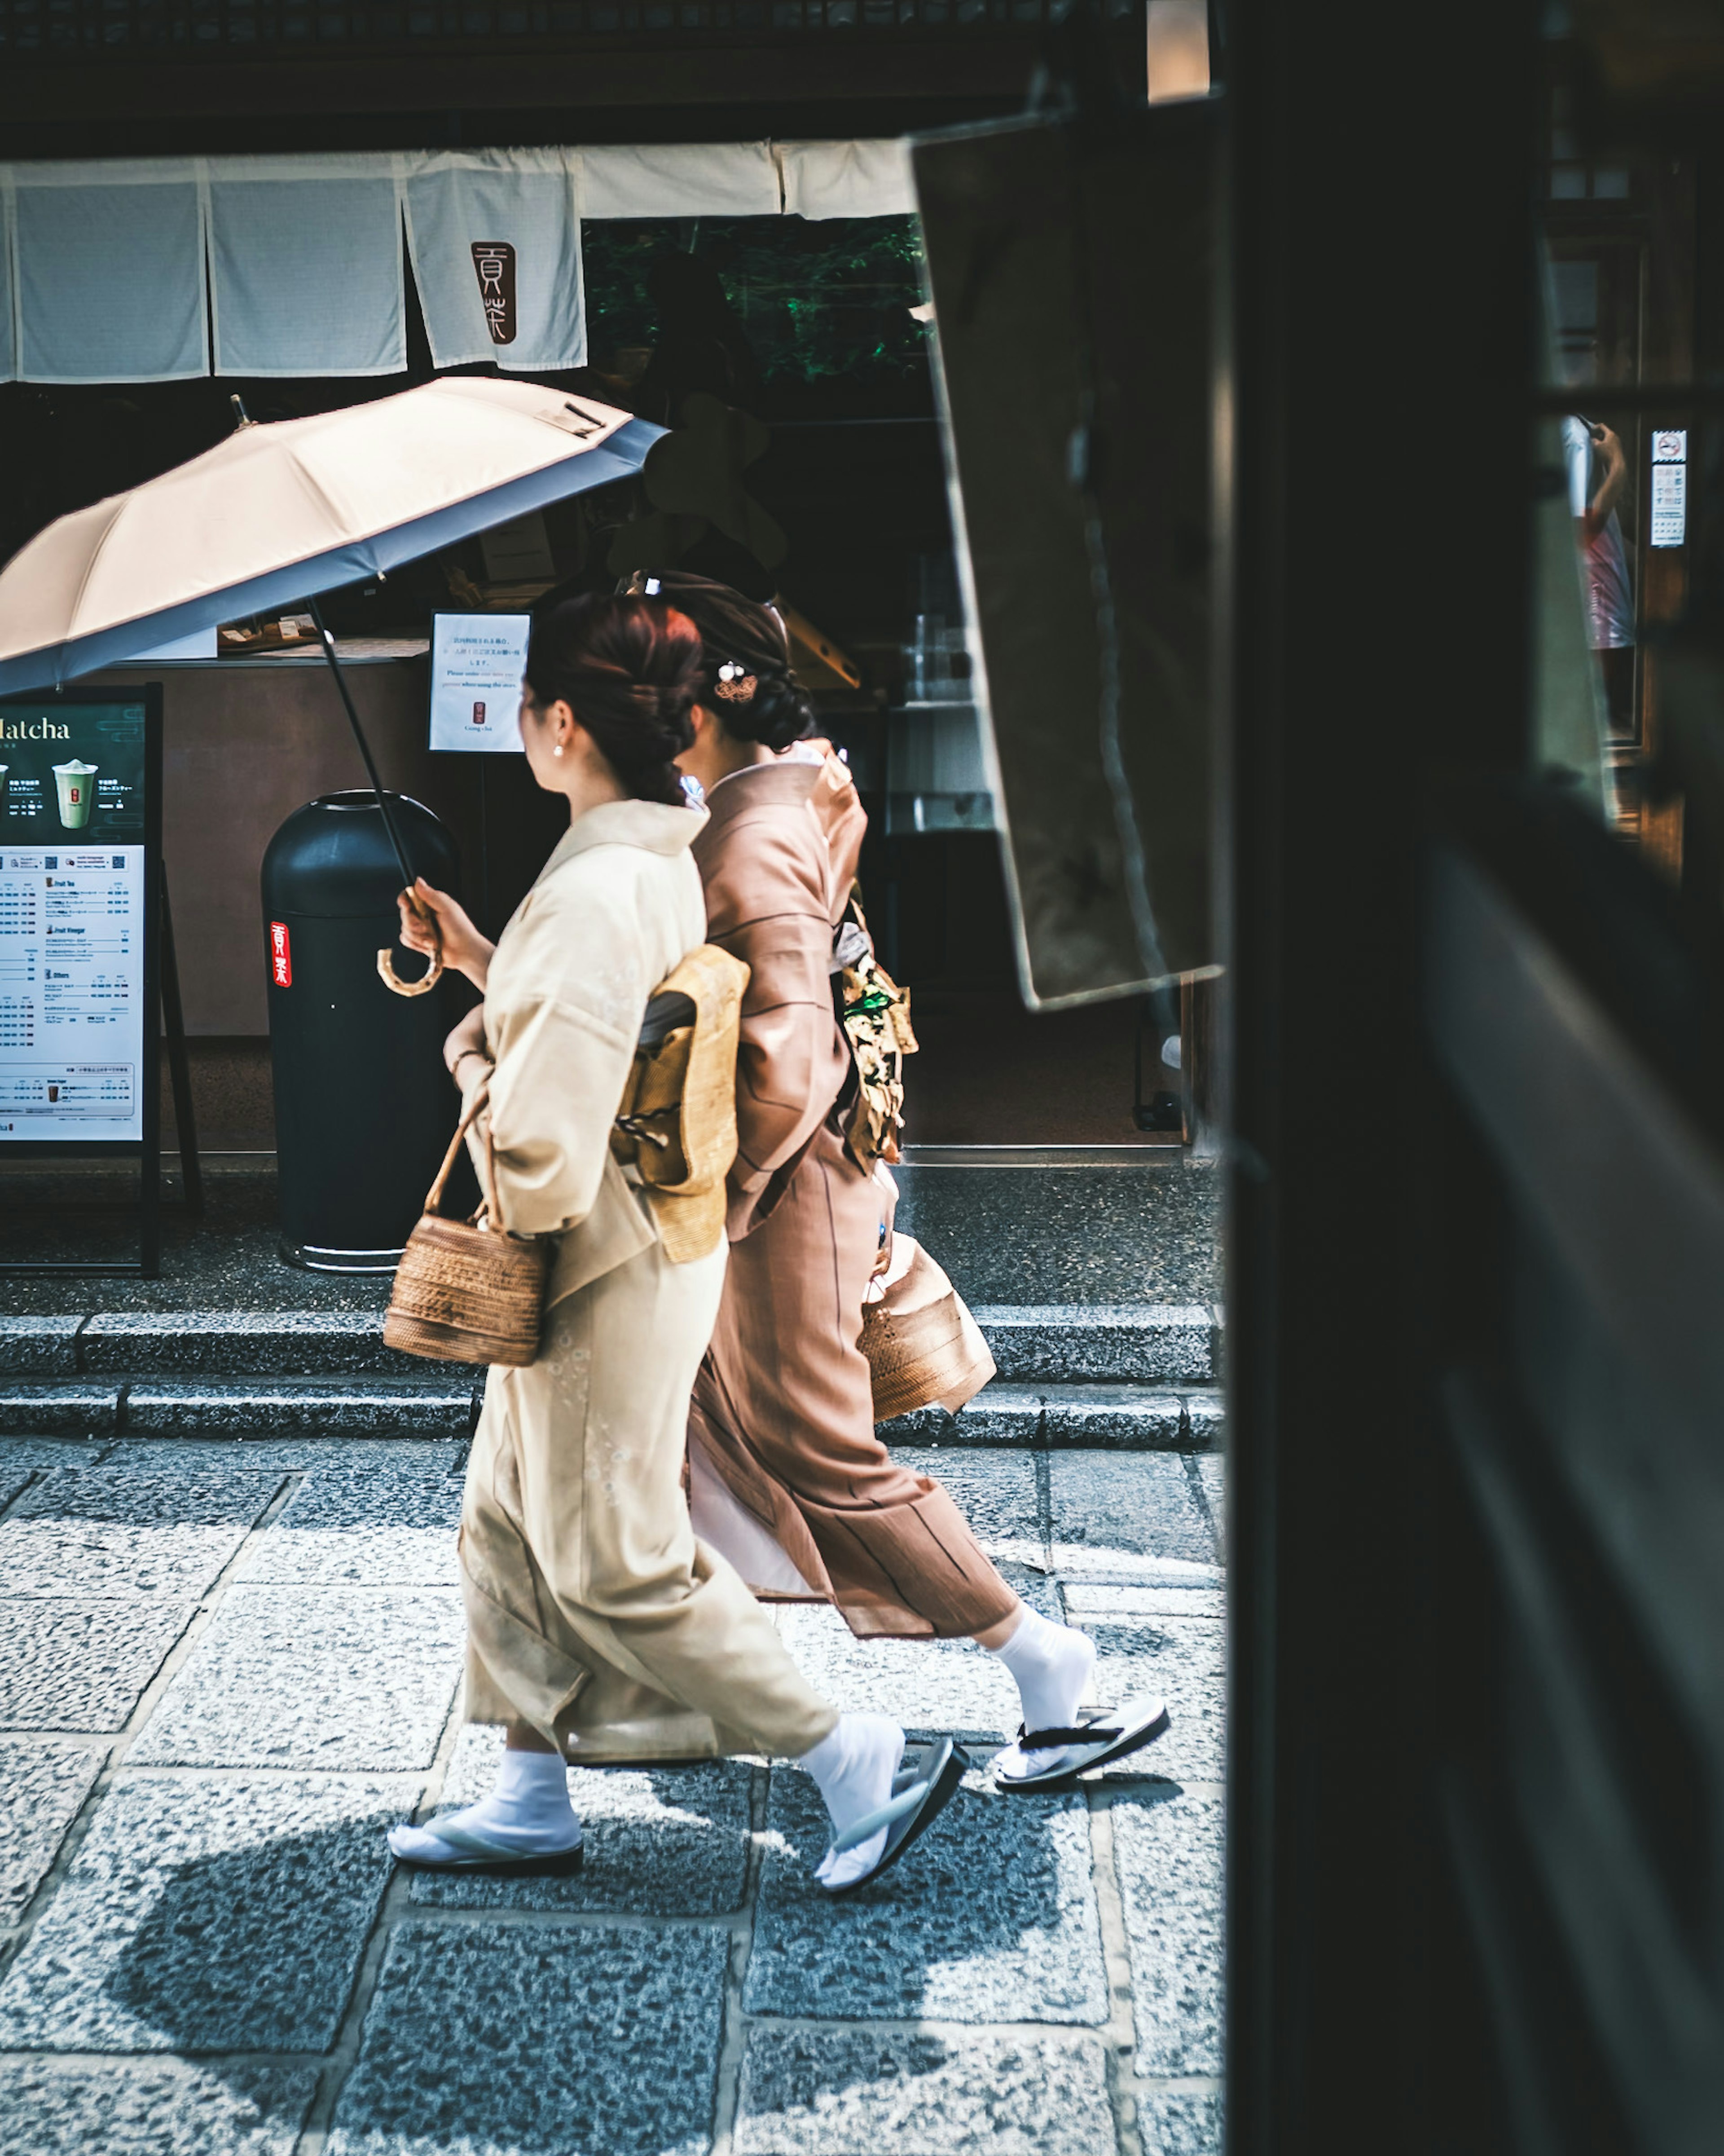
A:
[307,595,443,998]
[307,595,417,891]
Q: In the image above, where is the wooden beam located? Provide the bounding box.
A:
[0,34,1139,128]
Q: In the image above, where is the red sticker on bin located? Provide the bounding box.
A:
[269,920,292,988]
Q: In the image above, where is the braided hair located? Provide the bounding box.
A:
[625,570,814,754]
[524,594,700,807]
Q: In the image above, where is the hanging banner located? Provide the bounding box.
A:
[208,154,406,379]
[778,140,915,220]
[13,160,206,385]
[403,148,585,373]
[429,614,531,754]
[581,141,781,219]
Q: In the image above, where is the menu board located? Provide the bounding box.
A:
[0,699,153,1144]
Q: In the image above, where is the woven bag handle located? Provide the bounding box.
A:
[422,1087,508,1233]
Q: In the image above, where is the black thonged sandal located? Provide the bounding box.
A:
[993,1697,1171,1794]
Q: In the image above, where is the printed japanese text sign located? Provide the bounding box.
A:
[1,700,150,1142]
[429,614,531,754]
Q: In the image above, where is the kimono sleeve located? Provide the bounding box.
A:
[482,994,637,1237]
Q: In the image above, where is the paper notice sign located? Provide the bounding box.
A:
[429,614,531,753]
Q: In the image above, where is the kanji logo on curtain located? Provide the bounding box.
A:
[470,242,518,345]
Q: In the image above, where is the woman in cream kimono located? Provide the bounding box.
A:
[387,594,965,1890]
[653,574,1169,1794]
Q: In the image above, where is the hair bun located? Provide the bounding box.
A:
[741,667,814,754]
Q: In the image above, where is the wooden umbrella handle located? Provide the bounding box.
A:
[378,886,444,998]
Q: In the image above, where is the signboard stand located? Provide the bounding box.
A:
[429,610,531,935]
[0,688,200,1278]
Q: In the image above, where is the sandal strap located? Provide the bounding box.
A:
[1017,1721,1121,1750]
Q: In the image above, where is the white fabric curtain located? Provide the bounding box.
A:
[777,140,915,220]
[0,174,16,385]
[12,159,207,385]
[581,141,782,220]
[403,147,585,373]
[207,154,406,378]
[0,141,916,386]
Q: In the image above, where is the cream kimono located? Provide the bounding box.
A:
[456,797,836,1764]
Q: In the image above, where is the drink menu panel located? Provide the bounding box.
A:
[0,702,148,1142]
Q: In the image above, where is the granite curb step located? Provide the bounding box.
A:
[0,1376,1222,1450]
[0,1302,1224,1385]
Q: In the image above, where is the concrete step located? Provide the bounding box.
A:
[884,1382,1223,1452]
[0,1371,1219,1450]
[0,1301,1223,1388]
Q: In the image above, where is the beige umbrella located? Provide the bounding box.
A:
[0,376,662,990]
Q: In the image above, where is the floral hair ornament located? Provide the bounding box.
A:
[714,660,759,704]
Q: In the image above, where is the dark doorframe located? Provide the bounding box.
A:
[1225,1,1541,2146]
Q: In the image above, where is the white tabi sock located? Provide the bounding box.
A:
[388,1743,581,1865]
[987,1607,1097,1778]
[797,1713,906,1891]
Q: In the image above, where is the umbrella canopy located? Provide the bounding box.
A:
[0,377,662,693]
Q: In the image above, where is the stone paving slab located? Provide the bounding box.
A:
[773,1605,1031,1744]
[745,1764,1107,2026]
[122,1382,475,1438]
[130,1586,464,1772]
[1186,1395,1226,1454]
[234,1468,462,1587]
[326,1919,728,2156]
[0,1385,121,1438]
[736,2028,1117,2156]
[80,1309,400,1378]
[0,1468,282,1598]
[0,1464,31,1517]
[1050,1455,1218,1577]
[0,2057,321,2156]
[0,1598,196,1732]
[1079,1618,1224,1784]
[0,1437,115,1473]
[0,1772,413,2054]
[0,1314,84,1377]
[1111,1787,1224,2076]
[1138,2087,1224,2155]
[0,1737,105,1917]
[891,1446,1042,1567]
[408,1726,753,1915]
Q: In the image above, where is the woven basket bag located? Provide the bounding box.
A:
[862,1235,996,1423]
[383,1092,549,1367]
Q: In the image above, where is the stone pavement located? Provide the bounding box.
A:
[0,1431,1224,2156]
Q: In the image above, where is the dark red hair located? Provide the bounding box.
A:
[524,594,701,806]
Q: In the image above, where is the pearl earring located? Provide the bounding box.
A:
[554,744,565,757]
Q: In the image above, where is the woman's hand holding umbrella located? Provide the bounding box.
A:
[398,878,495,989]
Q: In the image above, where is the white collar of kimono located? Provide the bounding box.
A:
[537,796,708,884]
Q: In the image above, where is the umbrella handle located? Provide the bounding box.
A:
[378,887,444,999]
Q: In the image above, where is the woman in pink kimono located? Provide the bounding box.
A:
[653,573,1169,1793]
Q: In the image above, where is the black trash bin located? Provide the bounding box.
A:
[262,790,475,1271]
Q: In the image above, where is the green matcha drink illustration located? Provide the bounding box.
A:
[52,759,98,829]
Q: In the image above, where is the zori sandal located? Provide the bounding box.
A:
[820,1735,970,1897]
[387,1817,585,1877]
[993,1697,1171,1794]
